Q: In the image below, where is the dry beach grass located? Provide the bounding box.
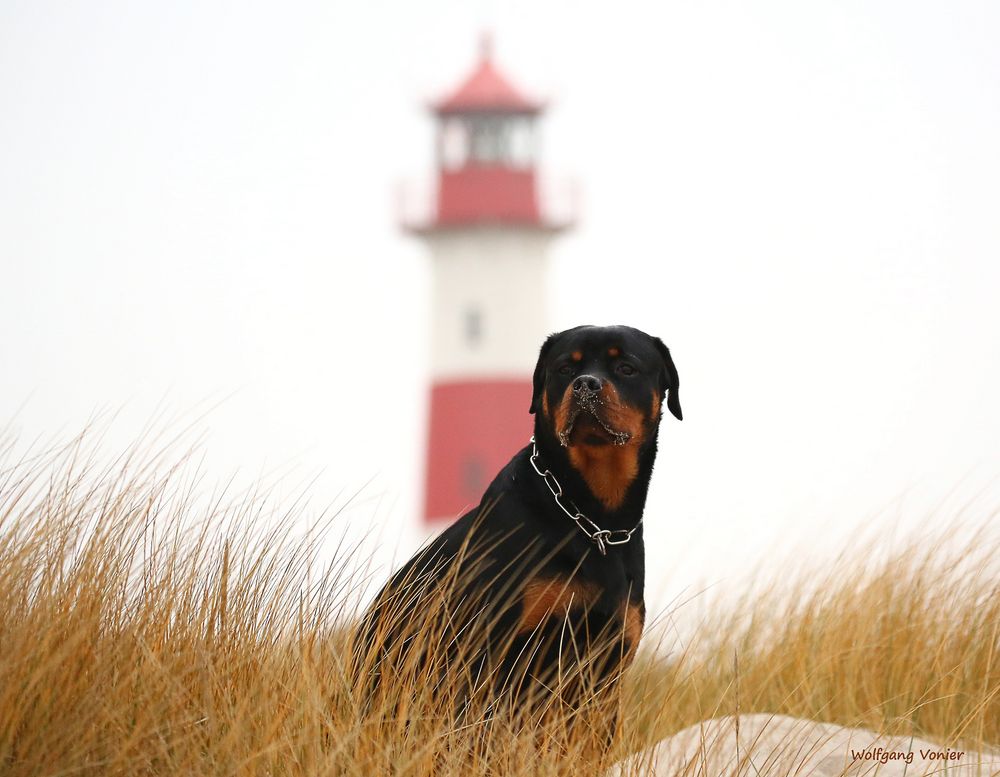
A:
[0,429,997,775]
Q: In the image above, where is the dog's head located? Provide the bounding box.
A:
[530,325,682,451]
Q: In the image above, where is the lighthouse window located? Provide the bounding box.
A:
[447,116,533,167]
[472,119,503,162]
[469,116,511,164]
[440,119,468,169]
[508,119,534,168]
[464,307,483,345]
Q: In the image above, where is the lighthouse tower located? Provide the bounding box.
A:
[406,38,572,525]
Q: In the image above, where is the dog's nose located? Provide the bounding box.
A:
[572,374,603,395]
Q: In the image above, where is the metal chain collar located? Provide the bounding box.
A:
[528,436,643,556]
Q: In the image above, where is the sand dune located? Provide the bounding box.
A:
[611,714,1000,776]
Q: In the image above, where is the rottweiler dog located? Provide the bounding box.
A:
[353,325,681,745]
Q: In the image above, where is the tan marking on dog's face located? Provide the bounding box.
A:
[542,389,550,419]
[608,347,620,358]
[590,382,646,445]
[518,576,602,636]
[553,385,574,442]
[571,350,583,362]
[650,391,660,420]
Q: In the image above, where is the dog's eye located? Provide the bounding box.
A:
[557,364,574,375]
[617,363,637,376]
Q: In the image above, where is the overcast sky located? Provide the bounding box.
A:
[2,0,999,618]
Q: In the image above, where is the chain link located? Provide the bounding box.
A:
[528,436,642,556]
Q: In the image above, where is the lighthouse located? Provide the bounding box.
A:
[404,37,573,525]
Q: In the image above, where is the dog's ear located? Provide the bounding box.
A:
[652,337,682,421]
[529,334,557,414]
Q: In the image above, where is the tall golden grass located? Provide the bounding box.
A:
[0,430,997,775]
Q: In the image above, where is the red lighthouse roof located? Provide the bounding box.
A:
[434,36,544,115]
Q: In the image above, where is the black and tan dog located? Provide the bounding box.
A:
[354,325,681,744]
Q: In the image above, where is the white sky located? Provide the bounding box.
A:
[2,0,999,619]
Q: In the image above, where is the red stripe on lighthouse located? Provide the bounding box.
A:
[423,378,533,524]
[437,167,540,225]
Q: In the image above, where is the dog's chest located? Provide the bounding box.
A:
[580,538,644,602]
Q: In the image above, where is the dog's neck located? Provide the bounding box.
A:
[530,422,659,531]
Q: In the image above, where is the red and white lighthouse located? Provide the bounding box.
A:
[405,37,573,525]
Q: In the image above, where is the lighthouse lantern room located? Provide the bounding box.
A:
[406,37,573,525]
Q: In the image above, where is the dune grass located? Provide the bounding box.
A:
[0,430,997,775]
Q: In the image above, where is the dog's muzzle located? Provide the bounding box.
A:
[559,377,632,447]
